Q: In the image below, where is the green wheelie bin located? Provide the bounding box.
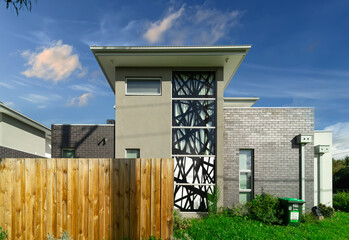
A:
[279,198,306,226]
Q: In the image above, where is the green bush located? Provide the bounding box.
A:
[247,192,283,224]
[173,212,349,239]
[301,211,317,223]
[333,167,349,191]
[318,203,335,218]
[207,185,220,214]
[173,210,192,231]
[333,191,349,212]
[227,203,249,217]
[0,227,8,240]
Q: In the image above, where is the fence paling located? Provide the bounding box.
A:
[0,158,173,240]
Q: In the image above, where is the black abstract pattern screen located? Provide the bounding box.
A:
[172,71,216,212]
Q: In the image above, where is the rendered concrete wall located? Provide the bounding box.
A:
[314,131,333,206]
[114,67,225,207]
[114,68,172,158]
[51,124,115,158]
[0,113,46,156]
[223,108,314,209]
[45,138,51,158]
[0,113,3,146]
[216,68,224,207]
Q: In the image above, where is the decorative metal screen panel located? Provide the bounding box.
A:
[173,100,215,127]
[172,72,215,98]
[174,184,214,212]
[174,156,215,184]
[172,71,216,212]
[172,128,215,155]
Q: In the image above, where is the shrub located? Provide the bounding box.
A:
[173,210,192,231]
[318,203,335,218]
[333,191,349,212]
[207,185,220,214]
[301,211,317,223]
[0,227,8,240]
[246,192,283,224]
[333,167,349,191]
[227,203,249,217]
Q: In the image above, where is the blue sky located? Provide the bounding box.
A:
[0,0,348,158]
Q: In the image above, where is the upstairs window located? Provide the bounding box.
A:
[126,78,161,95]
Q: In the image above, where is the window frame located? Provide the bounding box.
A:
[62,148,75,158]
[125,78,162,96]
[125,148,140,158]
[239,149,254,203]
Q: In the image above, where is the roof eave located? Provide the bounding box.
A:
[90,45,252,93]
[0,103,51,137]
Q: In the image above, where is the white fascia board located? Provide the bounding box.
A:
[224,97,260,101]
[90,45,251,52]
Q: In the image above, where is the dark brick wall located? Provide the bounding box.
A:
[223,108,314,209]
[0,145,43,158]
[51,124,115,158]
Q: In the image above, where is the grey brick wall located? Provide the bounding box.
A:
[0,145,43,158]
[223,108,314,209]
[51,124,115,158]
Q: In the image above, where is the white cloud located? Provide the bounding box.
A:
[82,11,144,46]
[226,63,349,101]
[70,84,96,92]
[77,67,88,78]
[324,122,349,159]
[0,82,13,89]
[69,81,111,97]
[68,93,93,107]
[143,5,243,45]
[84,4,243,46]
[21,93,61,104]
[21,40,86,83]
[143,6,184,44]
[11,31,52,45]
[3,102,15,107]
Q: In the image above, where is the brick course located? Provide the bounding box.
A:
[223,108,314,208]
[0,145,43,158]
[51,124,115,158]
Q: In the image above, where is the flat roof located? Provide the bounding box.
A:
[0,102,51,137]
[90,45,251,92]
[223,97,260,107]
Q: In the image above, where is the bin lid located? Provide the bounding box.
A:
[279,197,305,203]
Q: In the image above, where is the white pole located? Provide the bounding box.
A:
[318,153,322,204]
[300,143,306,211]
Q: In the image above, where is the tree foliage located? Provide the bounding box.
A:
[333,156,349,176]
[334,167,349,190]
[333,156,349,191]
[2,0,35,15]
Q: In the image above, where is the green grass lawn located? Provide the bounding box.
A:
[173,212,349,240]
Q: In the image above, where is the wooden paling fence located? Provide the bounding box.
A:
[0,158,174,240]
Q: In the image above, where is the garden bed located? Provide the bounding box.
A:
[174,211,349,239]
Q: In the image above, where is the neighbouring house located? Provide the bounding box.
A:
[0,102,51,158]
[51,121,115,158]
[51,45,332,211]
